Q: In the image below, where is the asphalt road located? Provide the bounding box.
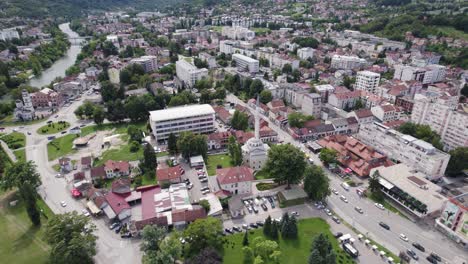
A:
[227,94,468,264]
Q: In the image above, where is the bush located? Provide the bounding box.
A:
[129,141,140,152]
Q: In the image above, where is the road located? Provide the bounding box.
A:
[227,94,468,264]
[21,92,142,264]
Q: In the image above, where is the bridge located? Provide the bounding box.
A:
[68,36,92,46]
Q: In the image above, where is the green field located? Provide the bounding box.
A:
[37,122,70,135]
[47,134,78,161]
[0,191,53,264]
[436,26,468,40]
[81,121,148,137]
[223,218,354,264]
[94,136,144,166]
[1,132,26,149]
[13,149,26,162]
[206,154,232,176]
[254,169,272,180]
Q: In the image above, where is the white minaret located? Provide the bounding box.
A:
[255,95,260,140]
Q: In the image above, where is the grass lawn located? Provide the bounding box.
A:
[256,182,278,191]
[1,132,26,149]
[47,134,78,161]
[206,154,232,176]
[0,191,53,264]
[81,121,147,137]
[435,26,468,40]
[13,149,26,162]
[254,169,272,180]
[94,142,144,166]
[0,114,46,127]
[37,122,70,135]
[223,218,355,264]
[156,151,168,158]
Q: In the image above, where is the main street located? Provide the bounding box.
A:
[227,94,468,264]
[21,93,142,264]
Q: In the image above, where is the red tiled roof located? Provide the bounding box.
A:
[217,166,254,185]
[58,157,71,166]
[208,131,230,141]
[74,172,85,181]
[140,186,162,220]
[90,166,106,179]
[105,160,130,173]
[268,99,285,109]
[354,109,373,118]
[380,104,397,112]
[111,178,131,194]
[234,131,254,144]
[172,206,206,223]
[81,156,92,166]
[333,90,361,100]
[157,165,184,182]
[105,192,130,215]
[213,106,232,123]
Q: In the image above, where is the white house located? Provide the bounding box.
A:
[216,166,254,195]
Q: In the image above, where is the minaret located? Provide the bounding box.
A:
[255,94,260,140]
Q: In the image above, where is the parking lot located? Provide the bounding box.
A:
[179,159,211,203]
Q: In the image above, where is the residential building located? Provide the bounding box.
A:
[314,84,335,103]
[30,88,63,108]
[216,166,254,195]
[330,55,367,70]
[221,26,255,40]
[330,117,359,135]
[328,90,361,110]
[232,53,259,73]
[58,157,73,173]
[0,28,19,41]
[393,64,446,84]
[435,193,468,249]
[176,59,208,88]
[207,131,230,150]
[53,81,85,100]
[355,71,380,93]
[357,122,450,180]
[104,191,131,221]
[370,164,447,218]
[14,89,35,121]
[157,165,185,185]
[149,104,215,141]
[198,52,217,69]
[301,93,322,118]
[318,135,393,178]
[371,104,402,122]
[411,93,468,151]
[348,109,375,126]
[297,47,315,60]
[104,160,131,178]
[130,55,158,72]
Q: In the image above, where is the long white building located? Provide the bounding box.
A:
[297,47,315,60]
[330,55,367,70]
[221,26,255,40]
[355,71,380,93]
[357,122,451,180]
[393,64,446,84]
[130,55,158,73]
[175,60,208,88]
[0,28,20,41]
[232,53,259,73]
[149,104,215,141]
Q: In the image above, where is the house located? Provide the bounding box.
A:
[104,192,132,221]
[58,157,72,173]
[157,165,185,185]
[371,104,402,123]
[73,172,85,182]
[207,131,230,150]
[104,160,130,178]
[328,90,361,110]
[213,106,232,124]
[81,156,92,169]
[348,109,375,125]
[267,99,285,110]
[216,166,254,195]
[111,178,132,194]
[90,166,106,181]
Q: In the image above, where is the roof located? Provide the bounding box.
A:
[233,53,258,63]
[149,104,215,123]
[105,192,131,215]
[90,166,106,179]
[104,160,130,173]
[157,165,184,182]
[354,109,373,118]
[81,156,92,166]
[217,166,254,185]
[111,178,131,194]
[74,172,85,181]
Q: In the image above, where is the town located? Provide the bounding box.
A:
[0,0,467,264]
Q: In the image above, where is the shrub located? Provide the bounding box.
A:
[129,141,140,152]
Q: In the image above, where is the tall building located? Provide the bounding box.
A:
[0,28,20,41]
[232,53,259,73]
[393,64,446,84]
[301,93,322,118]
[242,98,269,171]
[149,104,215,141]
[330,55,366,70]
[297,47,315,60]
[355,71,380,93]
[411,93,468,151]
[357,122,451,180]
[175,60,208,88]
[14,89,35,121]
[130,55,158,73]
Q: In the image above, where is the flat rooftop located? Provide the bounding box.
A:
[233,53,259,63]
[149,104,215,123]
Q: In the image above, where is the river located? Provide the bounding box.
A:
[28,23,83,88]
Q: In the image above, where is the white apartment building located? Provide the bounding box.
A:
[297,47,315,60]
[301,93,322,118]
[130,55,158,73]
[0,28,20,41]
[232,53,259,73]
[198,52,217,69]
[411,93,468,151]
[330,55,367,70]
[221,26,255,40]
[393,64,446,84]
[371,104,401,122]
[314,84,335,102]
[355,71,381,93]
[358,122,451,180]
[175,60,208,88]
[149,104,215,141]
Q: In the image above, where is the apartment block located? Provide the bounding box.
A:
[149,104,215,141]
[0,28,20,41]
[355,71,381,93]
[232,53,259,73]
[330,55,367,70]
[301,93,322,118]
[394,64,446,84]
[297,47,315,60]
[175,60,208,88]
[357,122,451,180]
[221,26,255,40]
[130,55,158,73]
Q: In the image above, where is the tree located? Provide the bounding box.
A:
[183,217,224,256]
[167,133,178,155]
[1,160,41,190]
[20,182,41,226]
[263,216,272,237]
[92,105,105,124]
[141,225,167,261]
[200,199,211,213]
[155,234,182,264]
[288,112,314,128]
[251,237,281,262]
[282,64,292,74]
[446,147,468,177]
[303,165,330,201]
[130,141,140,152]
[270,222,279,240]
[200,89,212,104]
[141,143,157,173]
[177,132,208,160]
[231,110,249,131]
[243,231,249,246]
[102,41,118,57]
[74,105,85,118]
[265,144,306,188]
[259,90,272,104]
[308,233,336,264]
[243,246,255,264]
[128,125,143,142]
[319,148,338,165]
[228,136,242,166]
[45,212,97,264]
[279,213,298,239]
[186,247,222,264]
[249,79,264,98]
[288,216,298,239]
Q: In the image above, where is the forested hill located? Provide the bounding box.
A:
[0,0,187,18]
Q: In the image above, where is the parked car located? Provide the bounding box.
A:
[252,206,259,214]
[331,188,339,195]
[375,203,385,210]
[247,206,253,213]
[324,208,332,216]
[200,178,208,183]
[406,249,419,260]
[334,232,343,238]
[121,233,132,238]
[429,253,441,261]
[187,183,194,190]
[201,189,210,195]
[60,201,67,207]
[399,233,409,242]
[256,221,264,226]
[261,203,268,211]
[379,222,390,230]
[332,216,341,224]
[115,224,123,233]
[249,223,258,229]
[340,195,348,203]
[232,226,241,232]
[109,222,119,230]
[412,242,425,252]
[354,206,363,214]
[291,211,299,216]
[225,228,233,234]
[82,209,90,217]
[426,256,438,264]
[242,224,249,230]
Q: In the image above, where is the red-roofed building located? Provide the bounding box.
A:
[213,106,232,124]
[90,166,106,180]
[217,166,254,195]
[267,99,285,110]
[111,178,131,194]
[207,131,230,150]
[104,192,131,220]
[371,104,402,122]
[81,156,92,169]
[157,165,184,185]
[73,172,85,182]
[328,90,361,110]
[104,160,131,178]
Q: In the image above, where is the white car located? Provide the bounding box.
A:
[324,208,332,216]
[375,203,385,210]
[60,201,67,207]
[331,188,339,195]
[340,195,348,203]
[399,233,409,242]
[82,209,90,217]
